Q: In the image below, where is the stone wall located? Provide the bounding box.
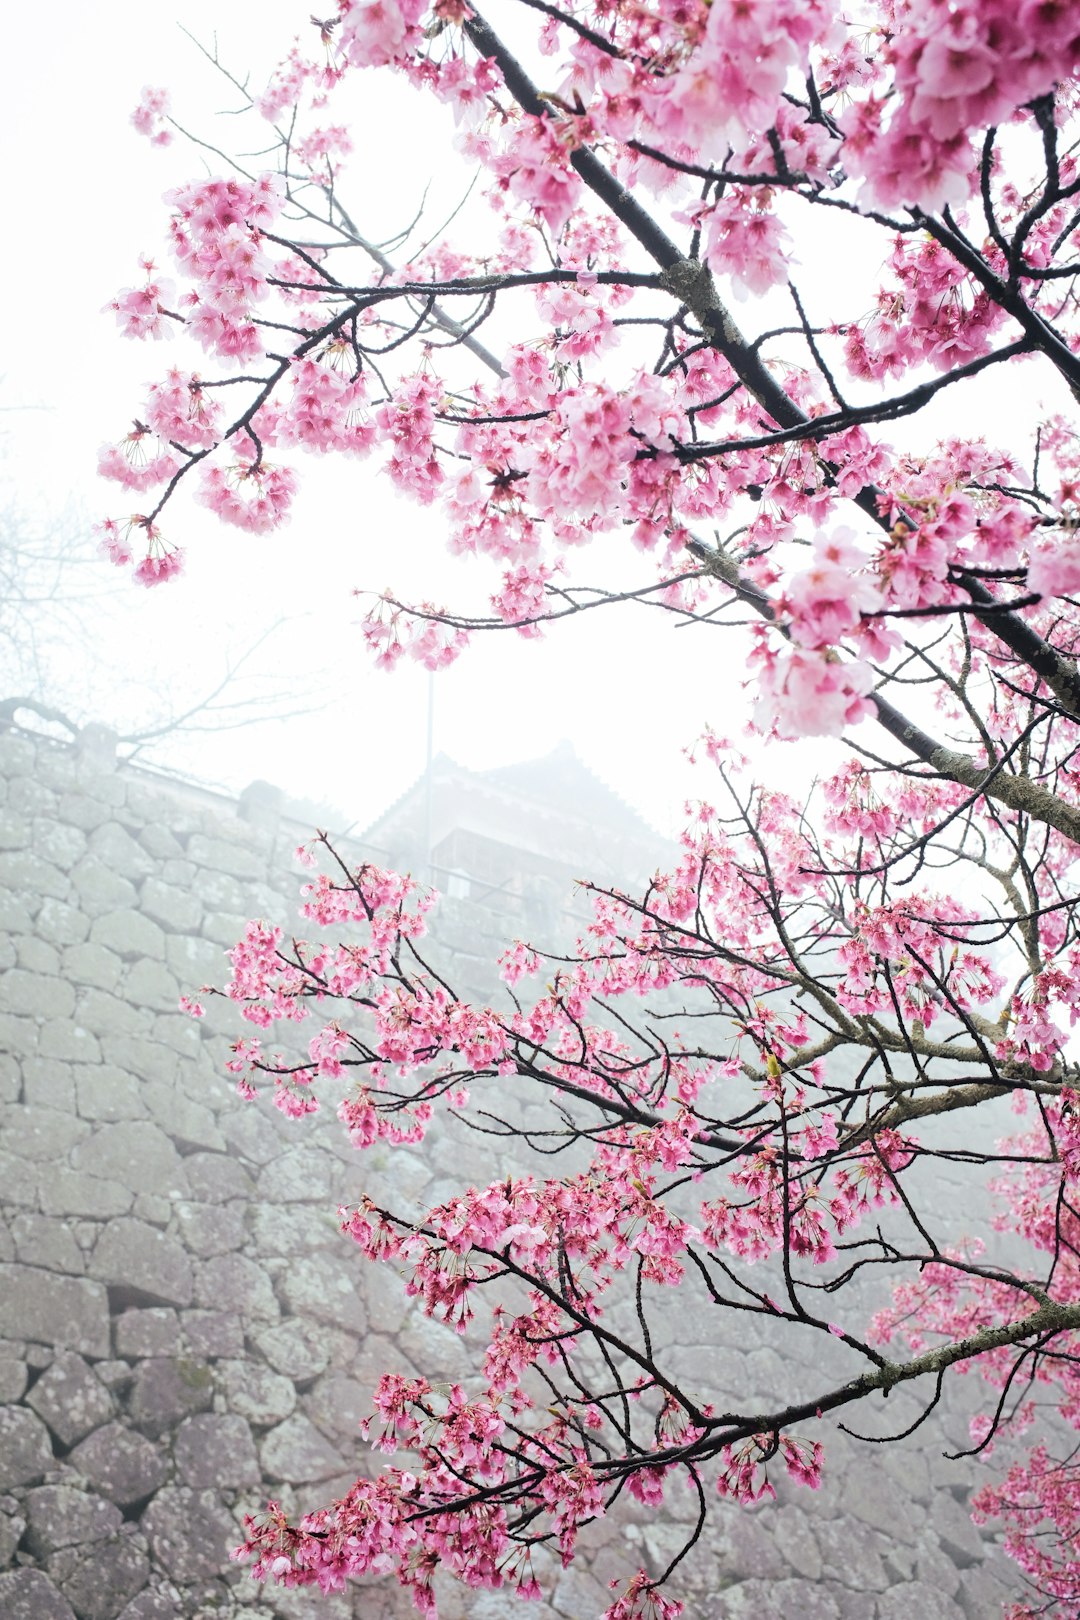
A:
[0,722,1026,1620]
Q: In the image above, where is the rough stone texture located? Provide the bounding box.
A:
[26,1352,115,1447]
[113,1311,179,1361]
[0,1406,55,1489]
[216,1360,296,1427]
[89,1220,193,1308]
[140,1487,237,1582]
[0,1266,110,1358]
[49,1528,151,1620]
[0,1568,78,1620]
[128,1358,215,1438]
[0,724,1036,1619]
[71,1123,188,1199]
[68,1421,169,1506]
[259,1414,346,1484]
[0,1353,30,1403]
[172,1414,260,1489]
[11,1213,85,1274]
[276,1255,367,1335]
[24,1484,123,1558]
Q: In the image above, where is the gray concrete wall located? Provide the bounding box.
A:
[0,722,1025,1619]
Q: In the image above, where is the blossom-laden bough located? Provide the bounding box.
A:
[110,0,1080,1612]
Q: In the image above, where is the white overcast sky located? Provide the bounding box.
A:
[3,2,1065,843]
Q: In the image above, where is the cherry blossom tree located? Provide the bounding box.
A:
[103,1,1080,1613]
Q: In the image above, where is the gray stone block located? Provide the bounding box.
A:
[89,822,155,880]
[0,1051,20,1105]
[49,1528,151,1620]
[0,733,36,774]
[140,1486,236,1582]
[131,1194,172,1227]
[277,1254,367,1336]
[137,823,184,859]
[187,834,264,880]
[16,936,61,974]
[0,968,76,1020]
[73,988,153,1039]
[58,793,116,832]
[0,1147,39,1207]
[69,1422,170,1505]
[257,1148,340,1204]
[840,1455,919,1543]
[128,1358,214,1438]
[91,1359,134,1392]
[149,1013,202,1059]
[252,1320,330,1382]
[216,1360,296,1426]
[219,1107,288,1166]
[99,1035,177,1085]
[248,1204,329,1256]
[11,1213,85,1273]
[259,1415,345,1484]
[70,858,138,916]
[21,1058,76,1112]
[113,1588,186,1620]
[62,942,125,991]
[73,1065,149,1124]
[38,1021,102,1064]
[88,910,166,962]
[956,1562,1019,1618]
[181,1310,244,1360]
[0,891,35,932]
[173,1414,260,1489]
[877,1581,965,1620]
[201,908,250,949]
[26,1351,115,1447]
[9,772,59,811]
[916,1536,963,1597]
[0,1353,29,1402]
[139,877,202,932]
[25,1485,123,1557]
[0,851,71,901]
[720,1579,840,1620]
[123,959,180,1012]
[0,1406,54,1488]
[114,1309,180,1360]
[159,858,197,887]
[71,760,123,800]
[89,1220,194,1307]
[0,1265,110,1357]
[183,1152,255,1204]
[2,1104,89,1161]
[139,1083,225,1153]
[0,1498,27,1567]
[305,1370,372,1444]
[36,898,91,947]
[39,1171,133,1220]
[32,820,87,872]
[174,1200,247,1258]
[0,809,30,848]
[71,1122,188,1199]
[195,1254,279,1324]
[0,1568,78,1620]
[933,1490,989,1567]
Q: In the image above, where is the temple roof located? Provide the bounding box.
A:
[360,740,665,886]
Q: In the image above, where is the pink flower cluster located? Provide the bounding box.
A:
[131,85,172,146]
[851,0,1080,210]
